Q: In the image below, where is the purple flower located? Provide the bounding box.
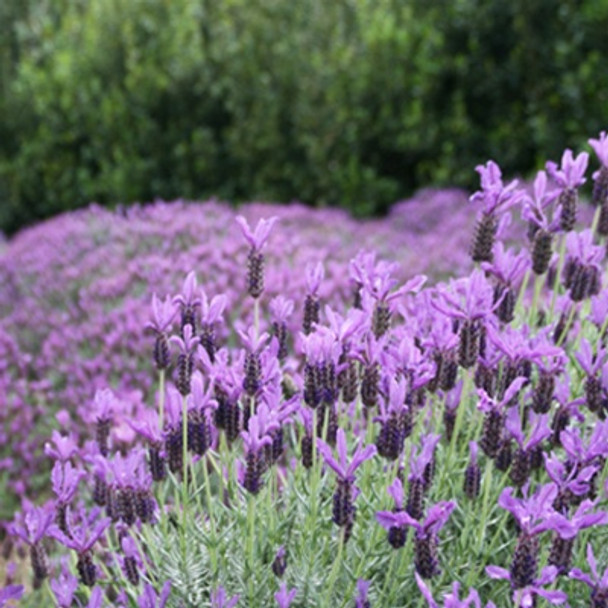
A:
[505,408,551,451]
[235,215,278,251]
[169,323,199,355]
[10,500,54,545]
[200,290,228,325]
[354,579,371,608]
[51,460,86,504]
[549,499,608,539]
[138,582,172,608]
[570,544,608,598]
[470,160,524,215]
[49,514,111,554]
[274,583,297,608]
[305,261,325,294]
[146,294,177,334]
[269,296,295,324]
[433,270,496,321]
[481,243,530,288]
[486,565,568,606]
[211,587,240,608]
[240,410,277,453]
[544,453,597,500]
[546,149,589,189]
[415,572,482,608]
[377,500,456,538]
[172,271,201,311]
[50,570,79,608]
[589,131,608,169]
[477,377,527,414]
[0,585,24,608]
[497,484,559,536]
[522,170,560,231]
[408,434,441,482]
[316,428,377,483]
[44,430,79,462]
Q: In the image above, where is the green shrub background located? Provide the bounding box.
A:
[1,0,607,234]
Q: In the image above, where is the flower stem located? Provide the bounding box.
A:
[158,369,166,430]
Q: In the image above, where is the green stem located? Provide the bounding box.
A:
[529,273,543,327]
[203,454,219,576]
[158,369,166,430]
[181,394,189,550]
[549,235,566,318]
[515,268,531,316]
[247,493,256,604]
[323,530,344,605]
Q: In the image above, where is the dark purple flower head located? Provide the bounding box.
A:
[49,514,111,554]
[570,543,608,592]
[275,583,297,608]
[146,294,176,334]
[415,572,482,608]
[409,434,441,481]
[236,215,278,251]
[51,460,86,504]
[138,581,172,608]
[546,149,589,189]
[355,579,371,608]
[470,160,524,216]
[317,428,377,483]
[0,585,24,607]
[10,500,54,545]
[486,565,567,606]
[497,484,559,535]
[211,587,240,608]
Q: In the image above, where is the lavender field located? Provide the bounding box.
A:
[2,134,608,607]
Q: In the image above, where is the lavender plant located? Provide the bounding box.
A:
[3,133,608,607]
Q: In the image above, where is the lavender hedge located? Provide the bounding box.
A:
[2,133,608,606]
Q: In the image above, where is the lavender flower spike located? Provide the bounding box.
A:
[355,579,371,608]
[275,583,297,608]
[138,581,172,608]
[236,215,278,251]
[570,543,608,605]
[486,565,567,606]
[211,587,240,608]
[0,585,24,608]
[316,428,377,483]
[415,572,482,607]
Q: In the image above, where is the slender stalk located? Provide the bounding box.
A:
[202,454,219,576]
[556,303,577,348]
[181,394,189,544]
[323,529,344,605]
[247,493,256,604]
[158,369,166,430]
[549,235,567,318]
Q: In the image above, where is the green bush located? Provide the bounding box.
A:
[1,0,607,234]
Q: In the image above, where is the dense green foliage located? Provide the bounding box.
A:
[1,0,607,233]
